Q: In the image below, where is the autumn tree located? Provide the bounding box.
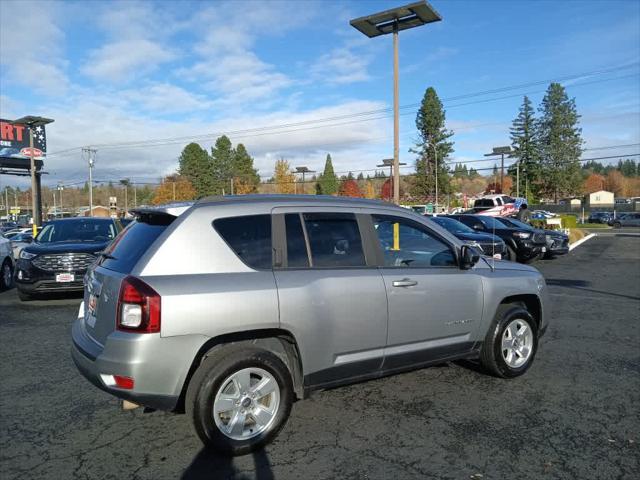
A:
[583,173,605,194]
[338,179,362,198]
[152,175,196,205]
[411,87,454,199]
[274,159,295,194]
[487,176,513,195]
[364,181,376,199]
[605,170,625,196]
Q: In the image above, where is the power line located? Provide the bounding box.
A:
[45,62,640,157]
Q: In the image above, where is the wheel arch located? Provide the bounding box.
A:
[499,294,542,330]
[175,328,304,413]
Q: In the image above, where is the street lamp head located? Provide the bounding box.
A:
[12,116,54,126]
[350,1,441,38]
[377,158,394,167]
[295,166,315,173]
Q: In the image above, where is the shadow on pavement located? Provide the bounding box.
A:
[182,447,274,480]
[546,278,640,301]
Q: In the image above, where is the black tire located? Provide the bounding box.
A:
[17,289,33,301]
[186,346,294,456]
[506,245,517,262]
[480,304,538,378]
[0,259,13,290]
[613,222,621,229]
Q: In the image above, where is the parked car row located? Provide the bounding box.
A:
[425,214,568,264]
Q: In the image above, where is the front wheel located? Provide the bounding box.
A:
[613,222,621,229]
[506,246,517,262]
[481,304,538,378]
[186,347,294,456]
[0,260,13,290]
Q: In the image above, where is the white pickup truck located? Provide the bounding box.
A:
[469,194,527,217]
[0,235,15,289]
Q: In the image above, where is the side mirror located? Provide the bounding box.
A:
[460,244,480,270]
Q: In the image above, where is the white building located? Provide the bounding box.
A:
[587,190,614,206]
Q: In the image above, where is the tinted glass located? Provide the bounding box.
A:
[429,216,475,234]
[100,220,170,273]
[285,214,309,267]
[475,199,494,207]
[36,219,116,243]
[214,215,272,270]
[302,213,365,267]
[454,216,484,230]
[475,216,506,230]
[373,215,456,268]
[500,217,534,230]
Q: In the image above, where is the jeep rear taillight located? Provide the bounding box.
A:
[116,276,160,333]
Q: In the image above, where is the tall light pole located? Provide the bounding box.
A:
[377,158,406,202]
[57,183,64,218]
[12,116,54,236]
[295,167,316,195]
[351,1,442,205]
[484,146,512,193]
[83,148,96,215]
[433,144,438,213]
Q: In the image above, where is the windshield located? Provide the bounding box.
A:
[36,219,116,243]
[497,217,534,230]
[430,216,475,234]
[475,216,506,230]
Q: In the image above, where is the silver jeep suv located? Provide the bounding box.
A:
[71,195,549,455]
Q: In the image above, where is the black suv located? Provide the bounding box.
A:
[448,214,547,263]
[495,217,569,259]
[15,217,121,300]
[426,215,507,259]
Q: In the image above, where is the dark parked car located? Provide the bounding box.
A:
[495,217,569,258]
[448,214,547,263]
[15,217,122,300]
[610,212,640,228]
[427,215,507,259]
[588,212,613,224]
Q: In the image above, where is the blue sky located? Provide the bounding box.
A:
[1,0,639,188]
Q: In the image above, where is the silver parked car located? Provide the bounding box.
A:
[71,196,550,455]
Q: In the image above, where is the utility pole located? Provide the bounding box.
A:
[57,183,64,218]
[434,144,438,214]
[172,181,176,201]
[484,146,512,194]
[83,148,97,215]
[133,184,137,207]
[53,189,57,219]
[4,187,8,220]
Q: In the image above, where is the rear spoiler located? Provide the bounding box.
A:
[129,202,194,224]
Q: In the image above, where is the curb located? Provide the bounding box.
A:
[569,233,596,251]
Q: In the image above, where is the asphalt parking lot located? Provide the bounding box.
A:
[1,233,638,480]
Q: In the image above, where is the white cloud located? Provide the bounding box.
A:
[82,39,175,83]
[120,83,213,114]
[310,47,372,85]
[0,0,68,95]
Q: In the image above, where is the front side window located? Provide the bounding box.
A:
[372,215,456,268]
[214,215,272,269]
[302,213,365,267]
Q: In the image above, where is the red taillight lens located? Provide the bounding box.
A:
[113,375,134,390]
[116,276,161,333]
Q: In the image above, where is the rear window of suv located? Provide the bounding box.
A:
[100,219,171,273]
[214,215,272,270]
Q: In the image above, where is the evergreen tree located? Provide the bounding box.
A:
[178,142,213,198]
[537,83,584,201]
[317,154,338,195]
[411,87,454,199]
[232,143,260,194]
[357,172,365,181]
[211,135,235,195]
[508,96,540,198]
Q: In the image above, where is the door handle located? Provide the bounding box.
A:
[392,278,418,287]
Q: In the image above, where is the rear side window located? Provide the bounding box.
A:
[302,213,365,267]
[100,220,170,273]
[214,215,272,270]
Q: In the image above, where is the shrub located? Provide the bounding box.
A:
[560,215,577,229]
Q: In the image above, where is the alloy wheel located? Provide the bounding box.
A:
[501,319,534,368]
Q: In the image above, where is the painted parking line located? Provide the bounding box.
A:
[569,233,596,251]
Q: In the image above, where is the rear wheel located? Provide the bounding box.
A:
[186,346,293,456]
[0,259,13,290]
[481,304,538,378]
